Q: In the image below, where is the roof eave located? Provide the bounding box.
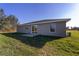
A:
[20,18,71,26]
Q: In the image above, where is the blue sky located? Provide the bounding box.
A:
[0,3,78,27]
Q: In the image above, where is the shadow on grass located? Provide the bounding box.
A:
[1,33,62,48]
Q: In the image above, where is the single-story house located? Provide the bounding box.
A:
[17,18,70,37]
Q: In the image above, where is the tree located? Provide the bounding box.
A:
[0,8,19,32]
[0,15,18,32]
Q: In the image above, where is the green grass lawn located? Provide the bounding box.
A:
[0,30,79,56]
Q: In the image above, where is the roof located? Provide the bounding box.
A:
[21,18,71,26]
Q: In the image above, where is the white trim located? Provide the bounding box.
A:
[30,25,32,34]
[20,18,71,26]
[49,23,56,33]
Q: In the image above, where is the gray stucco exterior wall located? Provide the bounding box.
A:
[36,21,66,37]
[17,25,31,33]
[55,21,66,37]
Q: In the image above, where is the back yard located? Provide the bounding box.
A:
[0,30,79,56]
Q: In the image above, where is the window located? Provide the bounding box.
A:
[32,25,38,33]
[50,24,55,32]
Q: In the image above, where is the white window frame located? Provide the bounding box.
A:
[49,23,56,33]
[31,25,38,33]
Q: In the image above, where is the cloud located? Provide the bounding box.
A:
[66,4,79,27]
